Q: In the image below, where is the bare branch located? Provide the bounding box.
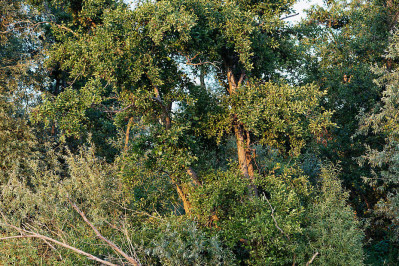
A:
[280,13,300,21]
[0,231,117,266]
[306,252,319,265]
[68,199,141,266]
[263,193,290,240]
[184,53,220,68]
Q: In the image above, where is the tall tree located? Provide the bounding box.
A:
[358,28,399,263]
[35,0,332,213]
[298,0,399,213]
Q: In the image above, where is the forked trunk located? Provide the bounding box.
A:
[227,68,257,195]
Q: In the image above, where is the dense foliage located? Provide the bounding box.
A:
[0,0,398,265]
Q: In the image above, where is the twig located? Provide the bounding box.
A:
[35,230,64,260]
[68,199,141,266]
[263,193,290,240]
[306,252,319,265]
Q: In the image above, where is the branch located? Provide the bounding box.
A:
[280,13,300,21]
[145,72,168,110]
[306,252,319,265]
[68,200,141,266]
[42,238,63,261]
[102,104,134,113]
[263,193,290,240]
[124,117,134,152]
[1,20,78,37]
[184,53,220,68]
[0,231,117,266]
[187,166,201,186]
[237,72,246,88]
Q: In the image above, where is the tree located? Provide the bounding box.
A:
[35,0,332,212]
[298,165,365,265]
[0,0,45,180]
[358,28,399,264]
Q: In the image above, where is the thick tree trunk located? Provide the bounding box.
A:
[234,122,251,180]
[227,68,257,195]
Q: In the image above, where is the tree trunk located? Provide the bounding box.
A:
[234,122,251,180]
[151,85,199,214]
[175,183,192,215]
[227,68,257,195]
[124,117,134,153]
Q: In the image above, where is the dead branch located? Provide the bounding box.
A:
[263,193,290,240]
[306,252,319,265]
[68,200,141,266]
[0,224,117,266]
[280,13,300,21]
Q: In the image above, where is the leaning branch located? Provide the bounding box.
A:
[0,224,117,266]
[263,193,290,240]
[68,200,141,266]
[306,252,319,265]
[280,13,300,21]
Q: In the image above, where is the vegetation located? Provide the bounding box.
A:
[0,0,398,264]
